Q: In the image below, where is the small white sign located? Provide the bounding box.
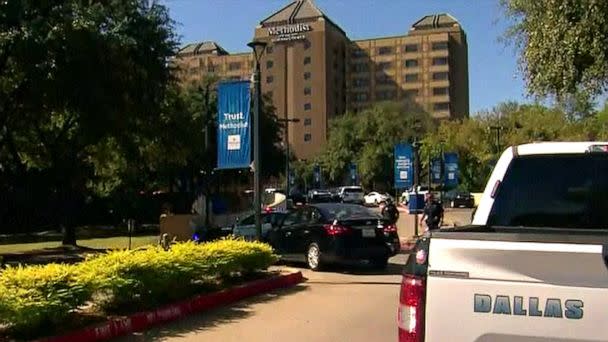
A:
[227,135,241,151]
[400,171,408,180]
[448,173,455,180]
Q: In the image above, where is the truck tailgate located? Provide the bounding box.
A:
[425,234,608,342]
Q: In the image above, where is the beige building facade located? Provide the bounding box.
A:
[174,0,469,159]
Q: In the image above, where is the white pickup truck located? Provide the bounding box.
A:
[398,142,608,342]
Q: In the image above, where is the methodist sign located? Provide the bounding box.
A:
[217,80,251,169]
[394,143,414,189]
[268,23,312,42]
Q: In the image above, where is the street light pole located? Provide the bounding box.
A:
[248,40,267,241]
[489,126,503,154]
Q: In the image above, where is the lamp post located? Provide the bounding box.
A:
[248,40,267,241]
[277,118,301,193]
[489,125,503,154]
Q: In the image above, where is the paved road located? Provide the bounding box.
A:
[116,254,408,342]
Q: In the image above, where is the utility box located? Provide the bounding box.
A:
[408,194,425,214]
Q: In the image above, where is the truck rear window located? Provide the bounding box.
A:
[488,154,608,229]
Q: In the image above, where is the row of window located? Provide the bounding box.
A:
[352,41,448,58]
[352,88,449,101]
[351,57,448,72]
[266,71,312,84]
[351,71,449,86]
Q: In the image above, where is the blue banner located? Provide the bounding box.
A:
[431,157,443,184]
[444,152,459,188]
[217,81,251,169]
[394,143,413,189]
[349,162,358,185]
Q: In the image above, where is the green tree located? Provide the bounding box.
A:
[318,101,433,190]
[0,0,178,244]
[502,0,608,98]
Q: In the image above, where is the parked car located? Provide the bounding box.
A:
[338,186,365,204]
[442,190,475,208]
[230,211,288,241]
[364,191,393,206]
[307,189,333,203]
[268,203,400,271]
[400,185,429,204]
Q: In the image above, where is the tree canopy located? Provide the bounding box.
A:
[502,0,608,99]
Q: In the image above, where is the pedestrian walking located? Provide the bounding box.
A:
[381,198,400,225]
[420,193,444,232]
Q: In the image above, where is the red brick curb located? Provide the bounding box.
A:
[35,270,304,342]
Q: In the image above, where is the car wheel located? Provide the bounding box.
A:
[370,256,388,270]
[306,242,324,271]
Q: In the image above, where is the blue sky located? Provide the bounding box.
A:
[162,0,528,114]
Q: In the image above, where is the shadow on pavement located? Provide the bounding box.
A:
[277,260,404,276]
[114,284,309,342]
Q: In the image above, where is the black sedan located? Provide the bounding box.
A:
[268,203,400,271]
[443,191,475,208]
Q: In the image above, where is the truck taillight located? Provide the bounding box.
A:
[398,274,425,342]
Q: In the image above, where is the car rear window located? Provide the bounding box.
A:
[343,188,363,193]
[318,204,380,220]
[488,154,608,229]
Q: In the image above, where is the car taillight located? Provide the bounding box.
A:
[323,223,351,236]
[383,224,397,233]
[398,274,426,342]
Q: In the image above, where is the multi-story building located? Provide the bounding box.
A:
[173,0,469,159]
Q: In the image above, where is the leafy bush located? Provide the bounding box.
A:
[0,264,90,338]
[0,238,277,337]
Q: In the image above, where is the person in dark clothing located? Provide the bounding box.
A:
[381,198,400,225]
[420,193,444,232]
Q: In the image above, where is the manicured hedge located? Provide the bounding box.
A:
[0,238,277,338]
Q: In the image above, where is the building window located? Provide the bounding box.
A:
[304,72,311,80]
[266,75,274,83]
[351,49,366,58]
[304,40,311,50]
[432,57,448,66]
[207,65,216,73]
[404,59,419,68]
[304,118,312,126]
[404,89,419,98]
[304,133,312,142]
[228,62,241,71]
[404,73,419,83]
[378,46,394,55]
[433,87,449,96]
[404,44,419,53]
[377,61,393,70]
[352,63,369,72]
[266,46,273,54]
[432,72,449,81]
[266,60,273,69]
[432,41,449,51]
[376,90,396,101]
[304,56,311,65]
[353,78,369,87]
[354,93,368,102]
[304,87,311,95]
[266,91,273,99]
[230,76,241,81]
[189,67,198,75]
[376,74,392,85]
[434,102,450,111]
[304,103,312,111]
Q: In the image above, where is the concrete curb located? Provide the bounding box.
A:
[36,270,304,342]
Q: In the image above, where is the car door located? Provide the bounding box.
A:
[288,207,320,256]
[268,209,303,257]
[233,214,255,240]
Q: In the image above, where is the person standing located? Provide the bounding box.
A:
[381,198,400,225]
[420,193,444,232]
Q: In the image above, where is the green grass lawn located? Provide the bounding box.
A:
[0,235,158,255]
